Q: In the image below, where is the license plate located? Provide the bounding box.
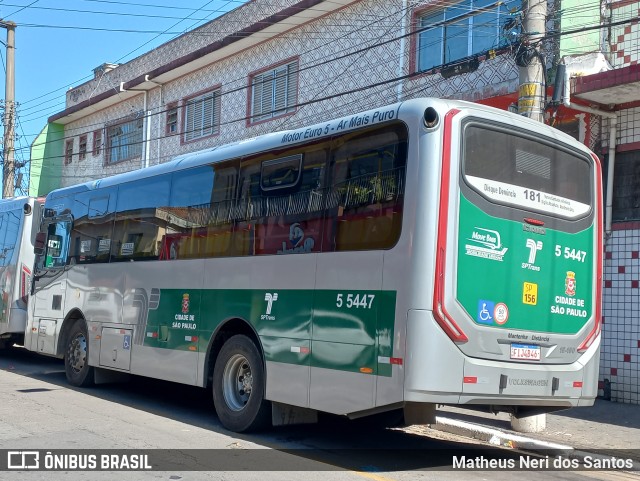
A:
[510,343,541,361]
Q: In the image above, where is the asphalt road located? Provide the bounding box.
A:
[0,347,635,481]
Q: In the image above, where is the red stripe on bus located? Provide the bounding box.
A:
[433,109,468,343]
[578,153,603,352]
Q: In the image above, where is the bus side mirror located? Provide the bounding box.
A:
[34,232,47,256]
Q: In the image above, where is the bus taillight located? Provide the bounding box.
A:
[433,109,468,344]
[578,153,604,353]
[524,217,545,226]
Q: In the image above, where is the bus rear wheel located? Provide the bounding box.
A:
[212,335,270,432]
[64,321,95,387]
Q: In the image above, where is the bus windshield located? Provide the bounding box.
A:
[462,123,592,219]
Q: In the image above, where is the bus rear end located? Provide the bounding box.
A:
[0,197,40,347]
[406,103,602,413]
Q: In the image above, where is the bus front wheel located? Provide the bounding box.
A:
[212,335,270,432]
[64,321,95,387]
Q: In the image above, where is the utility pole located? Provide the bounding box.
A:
[1,20,16,199]
[512,0,548,433]
[517,0,547,122]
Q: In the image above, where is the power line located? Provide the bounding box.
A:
[12,0,254,112]
[9,0,638,156]
[17,0,516,133]
[16,1,417,127]
[14,0,409,113]
[114,0,237,64]
[81,0,248,11]
[20,42,514,168]
[0,2,240,22]
[3,0,40,19]
[15,7,635,138]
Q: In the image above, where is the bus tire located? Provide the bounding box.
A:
[64,321,95,387]
[212,334,270,432]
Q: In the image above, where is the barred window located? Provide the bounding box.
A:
[249,60,298,123]
[166,103,178,135]
[184,90,221,142]
[79,135,87,161]
[106,116,143,164]
[64,139,73,165]
[93,129,103,156]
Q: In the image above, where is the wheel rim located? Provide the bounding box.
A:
[222,354,253,411]
[68,333,87,373]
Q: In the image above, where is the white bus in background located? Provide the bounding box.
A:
[26,98,602,432]
[0,197,41,348]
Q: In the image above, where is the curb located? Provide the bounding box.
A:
[433,416,574,453]
[433,416,640,469]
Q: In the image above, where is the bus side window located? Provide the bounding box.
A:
[328,123,407,251]
[237,140,329,256]
[69,191,115,265]
[0,210,21,268]
[112,176,171,262]
[166,162,238,260]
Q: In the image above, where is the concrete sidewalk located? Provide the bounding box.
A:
[432,400,640,461]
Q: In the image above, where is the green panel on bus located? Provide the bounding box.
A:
[456,194,593,334]
[141,288,397,376]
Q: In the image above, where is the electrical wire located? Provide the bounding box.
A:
[3,0,636,174]
[16,0,516,132]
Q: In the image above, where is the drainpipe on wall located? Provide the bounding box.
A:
[120,74,162,170]
[143,89,150,170]
[562,71,617,238]
[156,83,164,166]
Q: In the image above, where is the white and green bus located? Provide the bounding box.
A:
[26,98,602,432]
[0,196,41,349]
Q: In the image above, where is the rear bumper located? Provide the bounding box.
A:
[404,309,600,408]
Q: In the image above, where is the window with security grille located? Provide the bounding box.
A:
[79,135,87,161]
[166,103,178,135]
[183,90,221,142]
[416,0,517,72]
[65,139,73,165]
[106,116,143,164]
[93,129,103,156]
[249,60,298,123]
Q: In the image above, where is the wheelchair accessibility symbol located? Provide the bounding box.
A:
[123,334,131,350]
[477,300,495,324]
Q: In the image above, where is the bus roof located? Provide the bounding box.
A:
[47,97,592,200]
[0,196,36,212]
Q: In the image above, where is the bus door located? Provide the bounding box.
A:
[30,217,72,354]
[0,203,24,334]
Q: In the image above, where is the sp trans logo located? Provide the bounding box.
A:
[262,293,279,320]
[522,239,543,271]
